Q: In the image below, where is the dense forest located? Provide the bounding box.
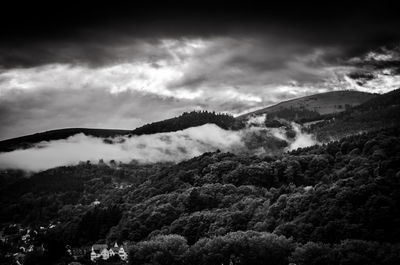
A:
[130,111,244,136]
[264,107,321,123]
[1,90,400,265]
[307,89,400,141]
[1,125,400,264]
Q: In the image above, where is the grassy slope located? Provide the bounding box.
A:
[308,89,400,141]
[238,90,376,119]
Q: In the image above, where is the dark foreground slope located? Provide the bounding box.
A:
[1,126,400,265]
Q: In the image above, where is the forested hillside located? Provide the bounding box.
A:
[1,126,400,265]
[0,111,243,153]
[308,89,400,140]
[130,111,244,136]
[239,91,375,120]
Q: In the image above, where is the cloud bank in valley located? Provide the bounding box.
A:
[0,123,318,172]
[271,123,317,151]
[0,124,243,171]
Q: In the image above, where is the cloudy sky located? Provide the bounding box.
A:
[0,2,399,140]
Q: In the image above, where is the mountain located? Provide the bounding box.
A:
[0,90,396,155]
[0,111,243,153]
[351,88,400,111]
[1,126,399,265]
[238,90,376,121]
[0,91,391,154]
[1,90,400,265]
[307,88,400,140]
[130,111,244,136]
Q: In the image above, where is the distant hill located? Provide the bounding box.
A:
[0,128,131,153]
[352,88,400,112]
[130,111,244,136]
[308,89,400,141]
[0,111,244,153]
[0,91,394,153]
[238,90,376,121]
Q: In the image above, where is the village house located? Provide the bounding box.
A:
[90,244,108,261]
[117,243,128,261]
[92,199,101,206]
[90,242,128,262]
[109,242,119,257]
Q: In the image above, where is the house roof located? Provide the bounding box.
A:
[118,246,128,252]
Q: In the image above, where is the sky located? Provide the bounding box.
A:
[0,1,400,140]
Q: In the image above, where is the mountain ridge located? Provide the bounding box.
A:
[1,90,400,265]
[0,111,242,153]
[238,90,376,120]
[0,90,394,153]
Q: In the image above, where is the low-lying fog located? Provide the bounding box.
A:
[0,118,318,171]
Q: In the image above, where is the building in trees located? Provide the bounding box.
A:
[90,243,128,262]
[90,244,109,261]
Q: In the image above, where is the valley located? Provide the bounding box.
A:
[1,89,400,265]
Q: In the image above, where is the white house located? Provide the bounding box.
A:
[109,242,119,257]
[118,246,128,261]
[92,200,101,206]
[90,244,108,262]
[90,242,128,262]
[90,247,99,262]
[100,248,110,260]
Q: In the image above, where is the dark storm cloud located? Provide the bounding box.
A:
[343,43,400,92]
[0,38,172,68]
[1,1,400,68]
[1,27,398,69]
